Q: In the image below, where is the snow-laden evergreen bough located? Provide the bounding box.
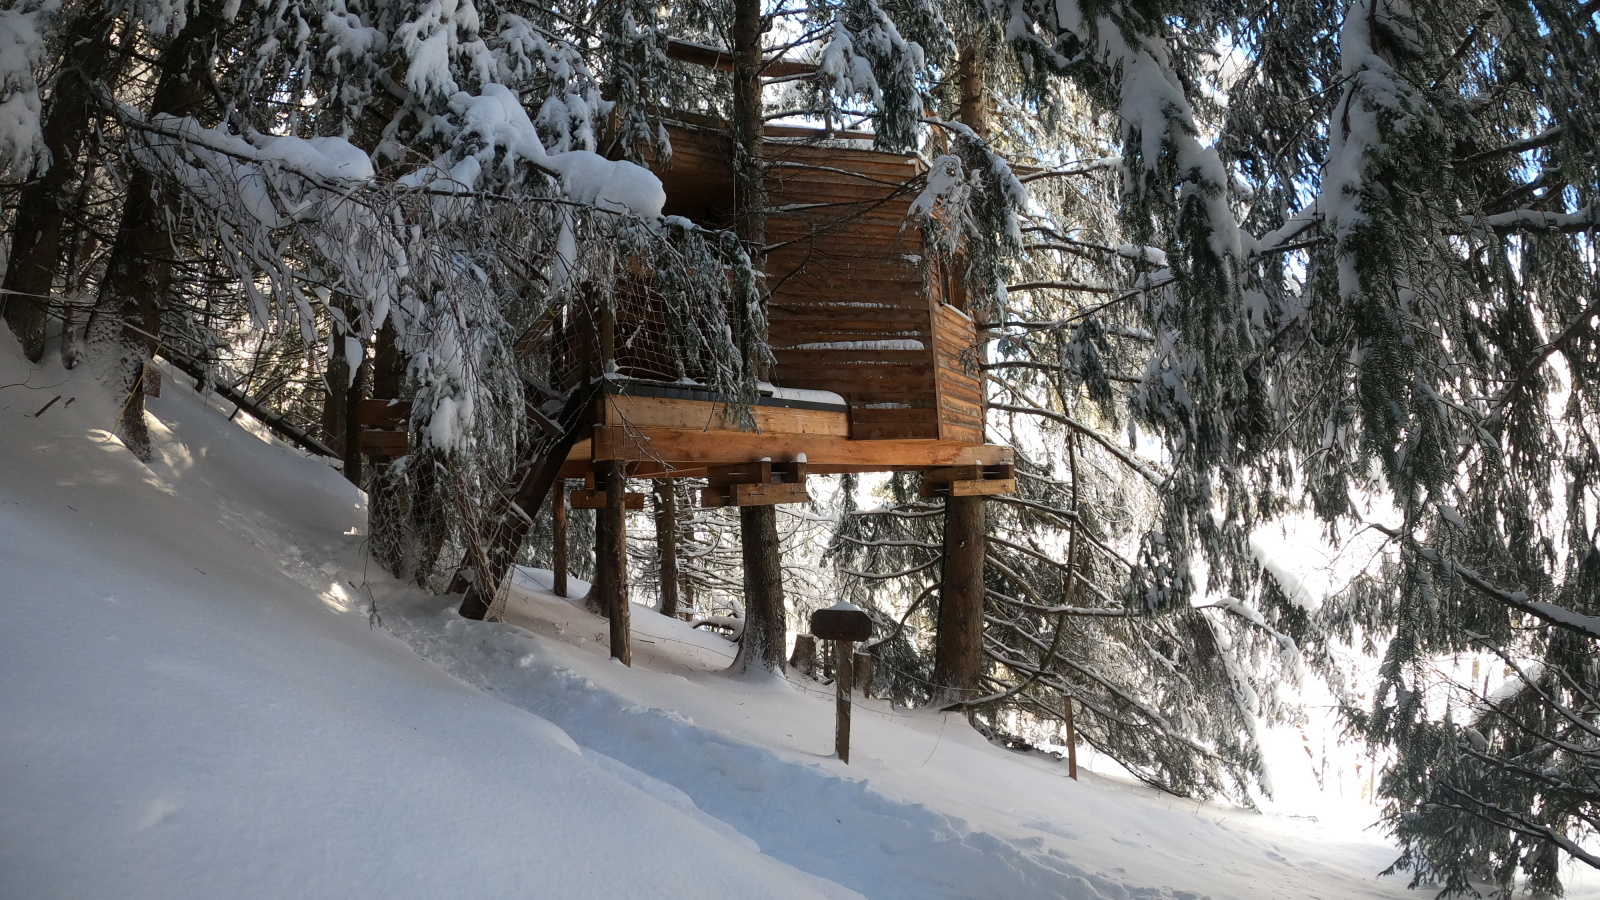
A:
[23,0,760,587]
[972,0,1600,887]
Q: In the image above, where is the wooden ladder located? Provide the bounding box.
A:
[457,379,602,620]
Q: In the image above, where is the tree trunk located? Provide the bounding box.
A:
[2,4,117,361]
[372,320,404,400]
[321,338,350,457]
[598,460,630,664]
[956,38,988,139]
[734,505,787,673]
[365,321,408,575]
[85,7,221,460]
[728,0,787,674]
[853,649,872,700]
[730,0,766,268]
[932,37,990,706]
[934,493,986,703]
[653,478,679,617]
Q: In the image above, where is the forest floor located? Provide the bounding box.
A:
[4,333,1585,899]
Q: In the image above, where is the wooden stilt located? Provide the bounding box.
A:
[599,460,631,665]
[654,478,679,617]
[552,481,568,598]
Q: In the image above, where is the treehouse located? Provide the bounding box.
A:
[554,119,1015,503]
[356,103,1022,628]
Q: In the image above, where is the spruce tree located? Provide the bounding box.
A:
[964,0,1600,884]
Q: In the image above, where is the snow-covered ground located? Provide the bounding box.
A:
[4,334,1574,899]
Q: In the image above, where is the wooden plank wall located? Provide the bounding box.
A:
[930,302,984,442]
[647,122,983,443]
[761,139,940,440]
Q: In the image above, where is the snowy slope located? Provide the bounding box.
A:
[388,579,1420,900]
[5,333,1562,899]
[0,338,854,900]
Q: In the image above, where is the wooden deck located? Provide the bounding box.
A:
[560,393,1011,481]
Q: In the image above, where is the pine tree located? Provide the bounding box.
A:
[966,0,1600,884]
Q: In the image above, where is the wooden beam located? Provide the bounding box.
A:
[705,460,773,485]
[354,399,412,429]
[459,378,602,621]
[157,349,338,458]
[924,463,1014,484]
[359,429,409,457]
[701,482,810,507]
[552,484,568,598]
[570,489,646,510]
[589,425,1011,470]
[920,477,1017,498]
[923,464,984,483]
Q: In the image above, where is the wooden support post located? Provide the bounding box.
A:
[654,478,679,617]
[853,650,872,700]
[835,638,854,764]
[599,301,616,366]
[552,481,568,598]
[1065,694,1078,780]
[571,489,645,510]
[591,481,612,616]
[342,340,368,487]
[789,633,817,679]
[598,460,631,665]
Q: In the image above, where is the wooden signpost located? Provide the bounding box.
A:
[809,603,872,764]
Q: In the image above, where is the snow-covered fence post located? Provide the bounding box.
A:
[811,603,872,764]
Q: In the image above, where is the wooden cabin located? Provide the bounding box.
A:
[556,119,1014,502]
